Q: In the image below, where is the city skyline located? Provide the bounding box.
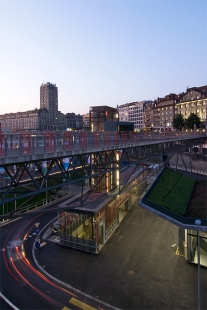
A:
[1,0,207,115]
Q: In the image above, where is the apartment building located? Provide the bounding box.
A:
[0,108,49,132]
[143,101,155,129]
[176,86,207,129]
[151,93,178,131]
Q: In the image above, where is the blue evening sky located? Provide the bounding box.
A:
[0,0,206,115]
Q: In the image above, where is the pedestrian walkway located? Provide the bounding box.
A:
[170,153,207,177]
[171,164,207,175]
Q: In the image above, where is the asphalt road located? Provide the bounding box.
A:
[0,208,117,310]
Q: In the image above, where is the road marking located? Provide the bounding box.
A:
[40,242,47,247]
[69,297,97,310]
[62,307,71,310]
[49,236,60,242]
[0,292,19,310]
[171,243,176,248]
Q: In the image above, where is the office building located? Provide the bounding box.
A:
[40,82,59,130]
[118,101,151,131]
[89,106,118,132]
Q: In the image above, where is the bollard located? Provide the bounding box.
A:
[35,237,40,249]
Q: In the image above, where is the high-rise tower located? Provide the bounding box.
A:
[40,82,58,129]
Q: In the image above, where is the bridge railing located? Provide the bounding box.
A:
[0,130,206,159]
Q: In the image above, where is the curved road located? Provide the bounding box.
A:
[0,212,117,310]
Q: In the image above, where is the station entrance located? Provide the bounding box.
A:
[58,169,148,253]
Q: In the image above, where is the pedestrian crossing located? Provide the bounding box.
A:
[62,297,97,310]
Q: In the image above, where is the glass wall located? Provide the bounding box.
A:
[58,170,148,253]
[59,211,98,253]
[187,230,207,267]
[94,209,105,246]
[105,198,119,240]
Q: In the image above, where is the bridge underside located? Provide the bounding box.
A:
[0,137,206,219]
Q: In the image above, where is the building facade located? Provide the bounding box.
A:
[0,82,77,132]
[176,86,207,129]
[40,82,60,130]
[65,113,83,130]
[82,113,90,131]
[89,106,118,132]
[150,93,178,131]
[118,101,151,131]
[0,108,49,132]
[143,101,155,129]
[1,83,207,132]
[118,104,129,122]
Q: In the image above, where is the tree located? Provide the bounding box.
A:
[185,113,201,130]
[172,114,185,130]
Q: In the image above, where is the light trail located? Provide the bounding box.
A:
[15,217,78,298]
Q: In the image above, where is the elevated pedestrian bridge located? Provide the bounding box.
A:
[0,130,206,218]
[0,130,206,165]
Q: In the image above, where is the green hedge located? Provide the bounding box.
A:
[147,168,182,204]
[146,168,195,216]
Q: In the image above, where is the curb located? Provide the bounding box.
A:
[32,222,121,310]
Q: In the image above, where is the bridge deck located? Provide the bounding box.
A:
[1,131,206,165]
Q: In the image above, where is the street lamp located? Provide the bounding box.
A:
[195,219,201,310]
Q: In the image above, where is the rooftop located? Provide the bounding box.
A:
[59,165,145,213]
[140,168,207,230]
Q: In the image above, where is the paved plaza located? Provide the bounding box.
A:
[35,202,207,310]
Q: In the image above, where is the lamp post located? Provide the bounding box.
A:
[195,219,201,310]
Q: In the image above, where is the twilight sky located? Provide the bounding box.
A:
[0,0,207,115]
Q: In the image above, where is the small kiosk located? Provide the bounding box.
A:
[58,168,148,253]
